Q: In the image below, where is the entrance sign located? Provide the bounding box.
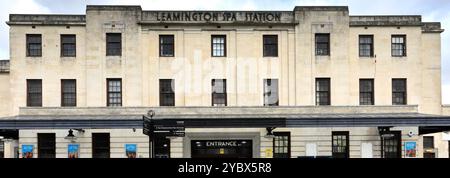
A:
[191,140,253,158]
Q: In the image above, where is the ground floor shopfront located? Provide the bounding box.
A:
[1,106,450,158]
[4,127,446,158]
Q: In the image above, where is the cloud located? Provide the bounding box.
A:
[0,0,51,59]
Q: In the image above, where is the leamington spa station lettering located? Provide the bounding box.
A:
[156,12,282,22]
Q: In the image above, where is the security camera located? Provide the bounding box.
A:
[408,131,414,137]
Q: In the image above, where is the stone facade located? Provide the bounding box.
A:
[0,5,447,158]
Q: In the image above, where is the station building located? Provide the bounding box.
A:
[1,5,450,158]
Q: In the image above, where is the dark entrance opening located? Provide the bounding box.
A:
[153,136,171,158]
[381,131,402,158]
[191,140,252,158]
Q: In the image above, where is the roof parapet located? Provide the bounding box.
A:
[7,14,86,26]
[86,5,142,11]
[294,6,349,11]
[422,22,444,33]
[350,15,422,26]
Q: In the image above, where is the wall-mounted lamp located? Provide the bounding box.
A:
[64,129,76,142]
[64,129,85,142]
[265,127,276,139]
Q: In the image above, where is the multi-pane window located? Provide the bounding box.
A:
[423,136,434,149]
[264,79,279,106]
[315,33,330,56]
[211,35,226,57]
[26,34,42,57]
[316,78,330,106]
[392,79,407,105]
[332,131,349,158]
[160,79,175,106]
[106,33,122,56]
[160,35,175,57]
[38,133,55,158]
[107,79,122,107]
[360,79,374,105]
[392,35,406,57]
[382,131,401,158]
[27,79,42,107]
[92,133,110,158]
[359,35,374,57]
[61,79,76,107]
[212,79,227,106]
[263,35,278,57]
[61,35,76,57]
[273,132,290,158]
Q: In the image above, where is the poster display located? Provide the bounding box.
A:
[68,144,80,158]
[126,144,137,158]
[405,142,417,158]
[22,145,34,158]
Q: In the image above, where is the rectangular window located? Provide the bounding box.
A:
[359,35,374,57]
[264,79,279,106]
[27,79,42,107]
[212,79,227,106]
[211,35,226,57]
[392,35,406,57]
[160,35,175,57]
[61,79,76,107]
[263,35,278,57]
[106,33,122,56]
[332,131,349,158]
[107,79,122,107]
[423,136,434,149]
[315,33,330,56]
[26,34,42,57]
[38,133,55,158]
[273,132,290,158]
[160,79,175,106]
[360,79,374,105]
[392,79,407,105]
[92,133,110,158]
[316,78,330,106]
[61,35,76,57]
[381,131,401,158]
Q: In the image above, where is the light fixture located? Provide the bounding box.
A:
[148,110,155,118]
[265,127,276,139]
[64,129,77,142]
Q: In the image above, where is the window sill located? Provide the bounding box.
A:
[25,56,43,59]
[159,56,176,59]
[315,55,330,60]
[61,57,77,60]
[263,57,279,60]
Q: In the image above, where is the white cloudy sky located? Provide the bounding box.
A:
[0,0,449,103]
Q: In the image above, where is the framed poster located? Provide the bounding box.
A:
[405,142,417,158]
[68,144,80,158]
[22,145,34,158]
[125,144,137,158]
